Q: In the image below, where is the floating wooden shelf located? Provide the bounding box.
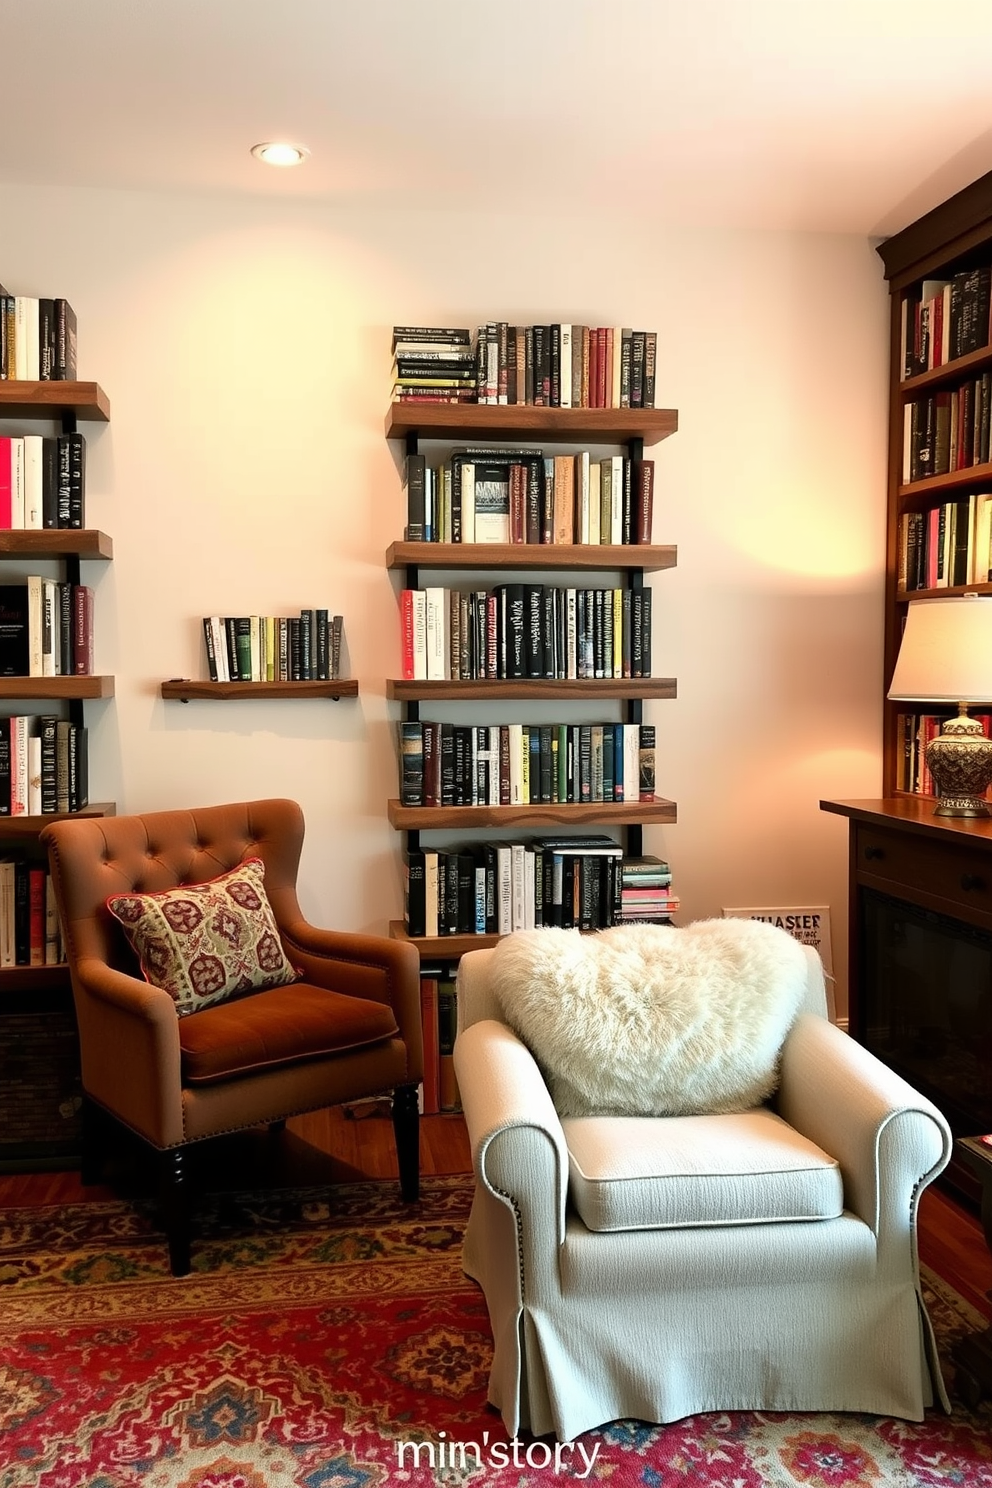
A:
[0,676,114,699]
[387,677,676,702]
[387,796,677,831]
[385,403,678,446]
[0,381,111,422]
[386,541,677,572]
[160,679,359,701]
[0,802,116,837]
[0,530,113,560]
[389,920,500,956]
[0,965,74,995]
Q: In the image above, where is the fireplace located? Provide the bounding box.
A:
[859,887,992,1140]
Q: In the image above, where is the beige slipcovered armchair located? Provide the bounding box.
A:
[453,938,952,1441]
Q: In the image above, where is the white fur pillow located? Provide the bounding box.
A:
[488,919,809,1117]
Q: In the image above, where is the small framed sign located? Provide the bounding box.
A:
[721,905,834,982]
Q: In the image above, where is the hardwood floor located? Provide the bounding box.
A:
[1,1107,989,1322]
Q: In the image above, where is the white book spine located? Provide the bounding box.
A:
[27,732,42,816]
[10,438,25,529]
[511,843,526,930]
[575,450,590,544]
[424,850,439,939]
[559,325,572,408]
[249,615,261,681]
[610,456,624,545]
[210,616,230,682]
[496,846,512,934]
[588,461,601,546]
[612,326,623,408]
[461,464,475,543]
[624,723,641,802]
[523,847,536,930]
[424,586,448,681]
[11,716,29,816]
[411,590,427,681]
[23,435,43,529]
[507,722,524,805]
[41,578,57,677]
[27,574,44,676]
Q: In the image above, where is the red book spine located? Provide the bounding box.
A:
[28,867,45,966]
[399,589,415,681]
[635,460,655,544]
[72,584,93,674]
[509,463,526,544]
[0,438,11,528]
[596,328,608,408]
[588,331,600,409]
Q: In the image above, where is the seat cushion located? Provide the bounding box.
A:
[563,1107,843,1232]
[178,981,399,1085]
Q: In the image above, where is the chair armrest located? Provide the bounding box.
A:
[278,920,423,1075]
[454,1018,569,1246]
[69,958,186,1145]
[776,1013,951,1245]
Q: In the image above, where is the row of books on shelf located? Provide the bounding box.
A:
[902,375,992,483]
[0,289,78,382]
[398,721,656,808]
[391,324,658,409]
[404,842,676,939]
[399,584,652,683]
[0,581,93,677]
[201,612,344,683]
[900,269,992,380]
[0,434,86,530]
[898,495,992,590]
[0,716,88,816]
[894,712,991,796]
[404,448,654,546]
[0,858,63,968]
[419,973,459,1115]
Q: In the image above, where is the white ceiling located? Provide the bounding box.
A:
[5,0,992,236]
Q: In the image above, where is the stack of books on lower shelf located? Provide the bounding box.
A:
[0,858,63,966]
[418,971,460,1116]
[0,715,87,815]
[618,855,679,924]
[202,612,343,682]
[403,841,676,938]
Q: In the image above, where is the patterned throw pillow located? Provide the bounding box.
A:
[106,858,298,1015]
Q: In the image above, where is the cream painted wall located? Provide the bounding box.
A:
[1,182,887,1014]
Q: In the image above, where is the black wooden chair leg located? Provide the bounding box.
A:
[392,1083,420,1202]
[79,1096,104,1187]
[159,1146,192,1277]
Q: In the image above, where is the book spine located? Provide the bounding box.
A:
[634,459,654,544]
[72,585,93,675]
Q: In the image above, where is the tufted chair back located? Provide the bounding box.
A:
[45,798,306,977]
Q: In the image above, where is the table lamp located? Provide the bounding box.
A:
[888,593,992,816]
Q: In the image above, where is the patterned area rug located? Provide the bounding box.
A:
[1,1175,991,1486]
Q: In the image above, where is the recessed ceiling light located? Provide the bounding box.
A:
[250,142,310,167]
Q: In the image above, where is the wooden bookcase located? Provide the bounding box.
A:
[0,380,115,1169]
[385,403,679,956]
[876,172,992,797]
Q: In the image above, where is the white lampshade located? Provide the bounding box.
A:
[888,594,992,703]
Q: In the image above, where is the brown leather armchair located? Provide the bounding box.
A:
[41,798,423,1276]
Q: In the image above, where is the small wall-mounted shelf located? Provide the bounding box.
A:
[386,541,677,573]
[387,678,676,702]
[0,381,111,422]
[384,403,679,446]
[0,802,117,838]
[0,677,114,700]
[160,679,359,702]
[387,796,677,831]
[0,531,114,560]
